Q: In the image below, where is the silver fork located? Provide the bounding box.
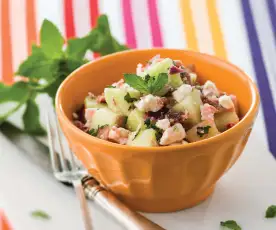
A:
[46,112,93,230]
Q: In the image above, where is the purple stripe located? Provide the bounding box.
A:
[266,0,276,40]
[241,0,276,157]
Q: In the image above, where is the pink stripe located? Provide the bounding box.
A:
[122,0,137,48]
[0,1,2,81]
[147,0,163,47]
[131,0,152,48]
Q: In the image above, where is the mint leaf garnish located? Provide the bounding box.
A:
[148,73,168,94]
[31,210,51,220]
[124,73,168,95]
[23,97,46,135]
[196,125,211,137]
[0,82,30,124]
[124,74,149,94]
[40,19,64,58]
[265,205,276,218]
[220,220,241,230]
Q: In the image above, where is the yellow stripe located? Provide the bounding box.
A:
[179,0,198,51]
[206,0,227,59]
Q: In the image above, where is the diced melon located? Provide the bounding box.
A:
[146,58,173,77]
[89,108,123,130]
[128,128,158,147]
[214,111,239,132]
[126,109,145,131]
[127,88,140,99]
[190,89,203,106]
[84,97,106,109]
[172,94,201,128]
[104,88,131,115]
[168,73,183,88]
[186,120,220,143]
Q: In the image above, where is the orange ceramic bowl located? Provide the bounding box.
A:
[56,49,259,213]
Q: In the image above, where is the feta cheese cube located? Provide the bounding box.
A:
[134,94,164,112]
[202,80,219,97]
[156,119,170,130]
[172,84,193,102]
[219,95,234,109]
[160,123,186,145]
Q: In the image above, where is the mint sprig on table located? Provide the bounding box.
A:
[220,220,241,230]
[123,73,168,95]
[30,210,51,220]
[0,15,128,134]
[265,205,276,218]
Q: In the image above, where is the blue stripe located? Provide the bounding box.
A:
[241,0,276,157]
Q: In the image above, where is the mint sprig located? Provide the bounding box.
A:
[123,73,168,95]
[0,15,128,134]
[265,205,276,218]
[30,210,51,220]
[220,220,241,230]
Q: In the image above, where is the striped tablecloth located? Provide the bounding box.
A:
[1,0,275,157]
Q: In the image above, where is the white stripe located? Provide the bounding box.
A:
[10,0,28,72]
[190,0,214,55]
[217,0,268,146]
[98,0,126,44]
[0,0,2,81]
[158,0,186,48]
[250,0,276,107]
[72,0,91,37]
[36,0,65,38]
[131,0,152,48]
[217,0,255,80]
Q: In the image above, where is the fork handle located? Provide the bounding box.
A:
[83,179,165,230]
[73,180,93,230]
[93,190,165,230]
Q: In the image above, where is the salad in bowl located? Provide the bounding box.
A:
[73,55,240,147]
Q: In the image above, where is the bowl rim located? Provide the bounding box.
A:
[56,48,260,153]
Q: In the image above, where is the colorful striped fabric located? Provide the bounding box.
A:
[0,0,275,156]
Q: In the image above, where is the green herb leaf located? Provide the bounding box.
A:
[124,92,138,103]
[89,128,98,137]
[149,73,168,94]
[196,125,211,137]
[124,74,149,94]
[23,97,46,135]
[15,48,55,80]
[144,118,163,141]
[31,210,51,220]
[40,19,64,58]
[220,220,241,230]
[87,15,128,56]
[66,36,90,59]
[0,82,30,124]
[265,205,276,218]
[106,85,116,88]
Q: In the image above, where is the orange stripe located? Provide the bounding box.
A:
[1,0,13,84]
[26,0,37,54]
[179,0,198,51]
[206,0,227,59]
